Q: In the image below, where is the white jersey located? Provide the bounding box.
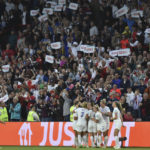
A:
[95,111,107,132]
[112,107,121,122]
[112,107,122,130]
[113,108,122,130]
[75,107,88,132]
[73,107,78,130]
[88,109,97,133]
[100,106,110,124]
[88,109,95,121]
[76,107,88,126]
[95,111,105,125]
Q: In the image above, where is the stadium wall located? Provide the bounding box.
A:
[0,122,149,147]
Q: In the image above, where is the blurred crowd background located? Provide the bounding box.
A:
[0,0,150,122]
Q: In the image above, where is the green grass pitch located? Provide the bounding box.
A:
[0,147,150,150]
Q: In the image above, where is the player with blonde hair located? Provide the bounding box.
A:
[93,105,107,147]
[75,102,88,147]
[111,101,123,149]
[100,99,111,148]
[87,102,97,147]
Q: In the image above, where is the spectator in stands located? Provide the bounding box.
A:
[8,30,17,50]
[141,93,150,121]
[120,74,130,93]
[112,73,122,88]
[144,80,150,99]
[9,97,21,121]
[132,89,142,120]
[110,84,121,100]
[120,96,129,113]
[89,21,99,37]
[61,89,72,121]
[126,87,134,111]
[120,34,129,49]
[124,111,134,121]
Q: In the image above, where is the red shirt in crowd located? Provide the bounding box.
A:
[110,88,121,100]
[2,49,15,59]
[123,113,133,121]
[120,39,129,49]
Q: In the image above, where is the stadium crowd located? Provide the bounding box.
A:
[0,0,150,122]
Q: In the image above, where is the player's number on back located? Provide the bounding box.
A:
[81,112,84,117]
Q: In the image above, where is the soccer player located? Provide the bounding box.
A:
[75,102,88,147]
[111,101,123,149]
[87,102,97,147]
[72,101,79,147]
[100,99,111,148]
[94,105,107,148]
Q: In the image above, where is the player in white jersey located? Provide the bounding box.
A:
[100,99,111,148]
[111,101,123,149]
[94,105,107,147]
[87,102,97,147]
[72,101,79,147]
[75,102,88,147]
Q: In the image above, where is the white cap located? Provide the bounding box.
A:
[147,62,150,65]
[73,42,78,45]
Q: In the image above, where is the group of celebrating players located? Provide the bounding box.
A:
[72,99,123,149]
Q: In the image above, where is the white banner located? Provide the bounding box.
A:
[46,1,57,8]
[78,64,84,71]
[45,55,54,63]
[0,94,9,102]
[30,10,39,16]
[54,5,63,12]
[131,10,143,18]
[69,3,78,10]
[58,0,66,5]
[42,8,53,15]
[51,42,61,49]
[38,15,48,22]
[145,28,150,34]
[109,48,131,57]
[80,45,95,53]
[115,6,128,18]
[18,82,22,85]
[2,65,10,72]
[32,79,39,85]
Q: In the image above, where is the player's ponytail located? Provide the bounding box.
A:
[94,105,100,111]
[115,101,123,114]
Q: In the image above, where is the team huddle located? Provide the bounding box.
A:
[71,99,123,149]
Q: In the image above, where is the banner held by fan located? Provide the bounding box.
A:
[51,42,61,49]
[69,3,78,10]
[115,6,128,18]
[109,48,131,57]
[45,55,54,63]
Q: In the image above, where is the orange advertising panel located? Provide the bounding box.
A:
[0,122,149,147]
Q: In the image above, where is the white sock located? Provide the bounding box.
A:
[98,135,102,145]
[86,134,88,145]
[94,135,97,144]
[114,136,119,147]
[90,136,94,146]
[83,135,87,145]
[75,137,78,146]
[104,136,108,146]
[78,135,82,146]
[74,136,76,145]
